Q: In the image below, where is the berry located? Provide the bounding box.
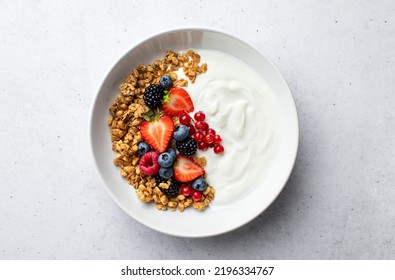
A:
[143,84,164,109]
[140,116,174,153]
[213,134,222,144]
[214,144,224,154]
[187,124,196,135]
[162,87,194,116]
[160,75,173,89]
[195,121,208,131]
[173,155,205,182]
[204,133,214,144]
[159,167,173,179]
[173,125,189,141]
[139,151,160,176]
[179,113,191,125]
[176,136,198,156]
[192,132,204,142]
[156,176,180,196]
[192,190,202,202]
[194,111,206,121]
[181,184,192,196]
[206,128,216,135]
[158,152,174,167]
[191,177,207,192]
[198,141,209,151]
[137,141,150,156]
[165,147,176,160]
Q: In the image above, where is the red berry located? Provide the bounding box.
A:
[213,134,222,144]
[193,132,204,142]
[206,128,216,135]
[187,124,196,135]
[194,111,206,121]
[195,121,209,131]
[214,144,224,154]
[180,114,191,125]
[192,190,202,202]
[181,184,192,196]
[209,142,215,148]
[139,151,160,175]
[198,141,209,151]
[204,133,214,144]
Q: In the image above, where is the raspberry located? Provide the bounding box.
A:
[139,151,160,175]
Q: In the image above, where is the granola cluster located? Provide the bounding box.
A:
[108,50,214,212]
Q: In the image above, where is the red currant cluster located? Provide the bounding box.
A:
[179,111,224,154]
[180,184,202,201]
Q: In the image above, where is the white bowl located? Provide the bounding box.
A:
[90,28,299,237]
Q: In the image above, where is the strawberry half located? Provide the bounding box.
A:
[173,155,205,182]
[162,87,194,116]
[140,116,174,153]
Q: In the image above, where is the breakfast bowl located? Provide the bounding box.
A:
[90,28,299,237]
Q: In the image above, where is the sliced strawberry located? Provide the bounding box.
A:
[140,116,174,153]
[173,155,205,182]
[162,87,194,116]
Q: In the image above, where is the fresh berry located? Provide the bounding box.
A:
[181,184,192,196]
[187,124,196,135]
[213,134,222,144]
[173,155,205,182]
[198,141,209,151]
[140,116,174,153]
[165,147,176,160]
[159,75,173,89]
[192,132,204,142]
[209,142,215,148]
[214,144,224,154]
[162,87,194,116]
[156,176,180,196]
[173,125,189,141]
[206,128,216,135]
[179,113,191,125]
[176,136,198,156]
[159,167,173,179]
[143,84,164,109]
[195,121,209,131]
[139,151,160,176]
[137,141,150,156]
[158,152,174,167]
[191,177,207,192]
[204,133,214,144]
[192,190,203,202]
[194,111,206,121]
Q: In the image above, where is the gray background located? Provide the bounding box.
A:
[1,0,394,259]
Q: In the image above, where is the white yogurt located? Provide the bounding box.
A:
[178,50,280,206]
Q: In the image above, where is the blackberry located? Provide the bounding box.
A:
[176,136,198,156]
[143,84,164,109]
[156,176,180,196]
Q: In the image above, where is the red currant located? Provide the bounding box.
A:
[213,134,222,144]
[181,185,192,196]
[194,111,206,121]
[214,144,224,154]
[204,133,214,144]
[198,141,209,151]
[187,124,196,135]
[192,132,204,142]
[206,128,216,135]
[180,114,191,125]
[195,121,209,131]
[209,142,215,148]
[192,190,203,202]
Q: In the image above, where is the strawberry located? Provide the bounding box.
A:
[140,116,174,153]
[173,155,205,182]
[162,87,194,116]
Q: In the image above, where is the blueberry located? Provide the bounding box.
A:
[191,177,207,192]
[158,152,174,167]
[160,75,173,89]
[173,125,189,141]
[138,141,150,156]
[165,147,176,160]
[159,167,173,179]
